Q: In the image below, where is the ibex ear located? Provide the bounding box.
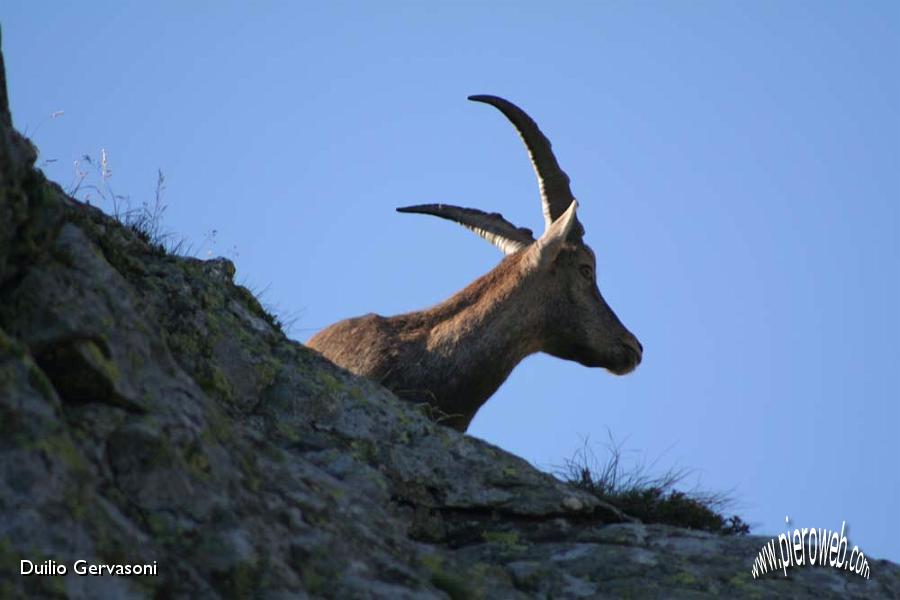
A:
[527,200,578,269]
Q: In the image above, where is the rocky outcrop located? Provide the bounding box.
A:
[0,37,897,598]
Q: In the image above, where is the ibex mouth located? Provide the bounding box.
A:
[564,341,641,374]
[609,342,642,375]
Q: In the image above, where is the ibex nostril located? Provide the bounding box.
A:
[622,333,642,358]
[628,345,642,363]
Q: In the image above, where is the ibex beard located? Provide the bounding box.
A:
[308,95,642,432]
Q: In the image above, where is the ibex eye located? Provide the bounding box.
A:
[579,265,593,279]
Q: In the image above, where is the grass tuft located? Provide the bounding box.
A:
[557,433,750,536]
[67,150,180,253]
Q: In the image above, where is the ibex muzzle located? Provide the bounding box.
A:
[308,95,641,431]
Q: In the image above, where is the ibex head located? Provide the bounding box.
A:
[397,95,642,377]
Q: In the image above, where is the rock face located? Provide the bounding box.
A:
[0,41,897,599]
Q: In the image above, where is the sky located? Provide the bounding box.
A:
[3,2,898,563]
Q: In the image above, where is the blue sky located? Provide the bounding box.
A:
[4,2,898,562]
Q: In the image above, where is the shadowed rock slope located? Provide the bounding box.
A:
[1,41,897,598]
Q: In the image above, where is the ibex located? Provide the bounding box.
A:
[308,95,642,431]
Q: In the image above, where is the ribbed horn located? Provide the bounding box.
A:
[468,95,584,241]
[397,203,535,255]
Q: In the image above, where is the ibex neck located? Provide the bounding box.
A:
[433,255,535,340]
[413,254,540,419]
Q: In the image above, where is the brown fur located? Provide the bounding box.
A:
[308,236,641,431]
